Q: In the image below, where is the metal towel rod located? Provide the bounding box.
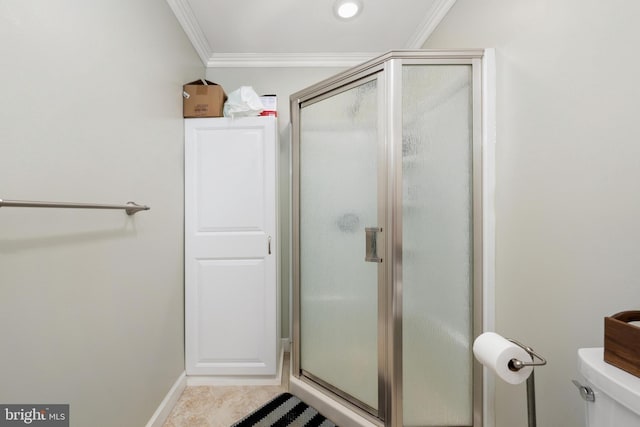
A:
[0,198,150,215]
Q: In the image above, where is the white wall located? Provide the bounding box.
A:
[424,1,640,426]
[0,1,202,426]
[206,67,347,340]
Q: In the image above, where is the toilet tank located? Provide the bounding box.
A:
[578,348,640,427]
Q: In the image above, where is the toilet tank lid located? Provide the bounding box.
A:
[578,347,640,415]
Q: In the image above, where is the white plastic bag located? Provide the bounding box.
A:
[223,86,264,118]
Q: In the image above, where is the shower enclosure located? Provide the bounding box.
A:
[290,50,493,427]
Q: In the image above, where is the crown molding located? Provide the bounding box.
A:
[405,0,457,48]
[166,0,375,68]
[165,0,212,65]
[206,52,379,68]
[167,0,455,67]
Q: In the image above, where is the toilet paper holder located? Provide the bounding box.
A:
[507,338,547,370]
[506,338,547,427]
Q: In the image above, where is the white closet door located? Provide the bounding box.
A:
[185,117,277,376]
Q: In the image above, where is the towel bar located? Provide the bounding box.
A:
[0,198,150,215]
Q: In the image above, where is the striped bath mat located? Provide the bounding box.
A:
[232,393,337,427]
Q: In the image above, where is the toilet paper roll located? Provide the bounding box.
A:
[473,332,534,385]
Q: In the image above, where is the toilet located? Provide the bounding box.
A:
[577,348,640,426]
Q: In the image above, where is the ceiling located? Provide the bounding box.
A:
[166,0,457,67]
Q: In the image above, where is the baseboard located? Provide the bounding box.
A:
[145,372,187,427]
[187,347,285,386]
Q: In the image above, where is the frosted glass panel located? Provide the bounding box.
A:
[300,79,378,410]
[402,65,473,426]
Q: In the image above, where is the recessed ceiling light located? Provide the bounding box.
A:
[334,0,363,20]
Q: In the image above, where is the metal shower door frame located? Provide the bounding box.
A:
[291,50,488,427]
[292,66,389,422]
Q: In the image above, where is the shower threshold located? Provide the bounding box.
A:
[289,375,380,427]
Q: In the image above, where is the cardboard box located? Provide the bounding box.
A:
[183,80,226,118]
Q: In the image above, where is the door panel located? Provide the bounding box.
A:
[185,117,277,376]
[196,259,267,365]
[299,78,380,411]
[195,128,266,231]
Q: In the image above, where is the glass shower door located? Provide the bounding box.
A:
[298,76,381,413]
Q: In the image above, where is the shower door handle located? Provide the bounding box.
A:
[365,227,383,263]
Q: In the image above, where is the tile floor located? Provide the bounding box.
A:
[163,354,289,427]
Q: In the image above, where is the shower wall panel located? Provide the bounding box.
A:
[401,64,473,426]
